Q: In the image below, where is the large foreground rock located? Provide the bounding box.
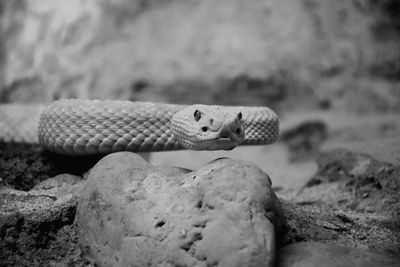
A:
[76,152,285,267]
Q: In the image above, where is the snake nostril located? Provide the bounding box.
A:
[202,126,208,132]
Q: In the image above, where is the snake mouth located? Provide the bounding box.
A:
[214,125,244,150]
[202,124,245,150]
[217,137,235,144]
[204,137,240,150]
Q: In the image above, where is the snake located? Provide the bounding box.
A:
[0,99,279,156]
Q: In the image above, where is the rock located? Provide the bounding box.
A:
[277,241,400,267]
[300,148,400,215]
[31,173,83,191]
[0,174,84,266]
[280,120,328,162]
[76,152,285,267]
[310,148,395,185]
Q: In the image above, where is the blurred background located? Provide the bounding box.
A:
[1,0,399,194]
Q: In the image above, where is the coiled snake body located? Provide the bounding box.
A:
[0,99,279,155]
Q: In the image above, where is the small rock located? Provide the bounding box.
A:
[309,149,391,186]
[280,120,328,162]
[277,241,400,267]
[0,174,84,265]
[76,152,285,267]
[303,149,400,215]
[32,173,83,191]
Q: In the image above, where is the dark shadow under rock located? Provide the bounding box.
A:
[0,142,107,191]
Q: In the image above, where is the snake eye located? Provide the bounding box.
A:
[194,110,201,121]
[236,128,241,135]
[237,112,242,120]
[201,126,208,132]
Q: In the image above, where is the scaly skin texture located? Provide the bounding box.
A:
[0,99,279,155]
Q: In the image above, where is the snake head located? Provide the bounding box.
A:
[171,104,245,150]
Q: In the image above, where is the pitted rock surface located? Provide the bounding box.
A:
[76,152,285,267]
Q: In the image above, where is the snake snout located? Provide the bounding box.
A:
[219,125,239,140]
[217,116,245,145]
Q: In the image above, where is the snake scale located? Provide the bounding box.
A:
[0,99,279,155]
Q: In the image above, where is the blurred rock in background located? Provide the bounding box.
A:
[0,0,399,112]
